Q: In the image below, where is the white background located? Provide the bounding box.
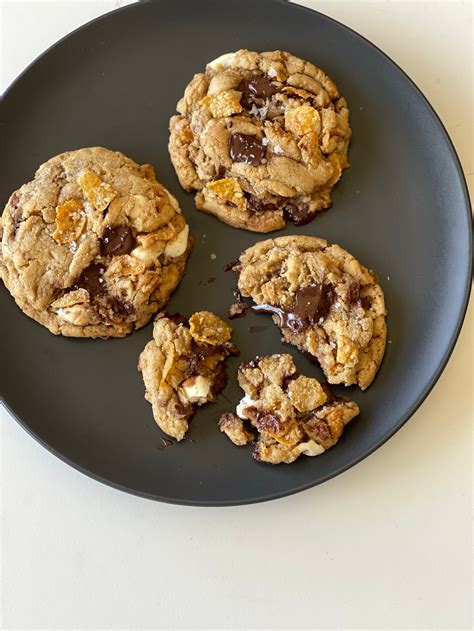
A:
[1,1,472,629]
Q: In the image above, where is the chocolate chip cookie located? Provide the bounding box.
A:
[232,236,387,390]
[219,354,359,464]
[0,147,192,337]
[138,311,239,441]
[169,49,351,232]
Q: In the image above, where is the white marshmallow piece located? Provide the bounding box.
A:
[164,225,189,258]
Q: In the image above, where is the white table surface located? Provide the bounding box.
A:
[1,1,472,629]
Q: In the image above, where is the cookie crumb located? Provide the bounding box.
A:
[229,302,248,319]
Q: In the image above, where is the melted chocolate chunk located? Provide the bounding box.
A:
[229,133,265,167]
[106,297,134,317]
[256,412,283,434]
[167,313,189,326]
[100,225,135,257]
[244,192,281,214]
[252,303,303,332]
[187,340,229,375]
[284,201,317,226]
[211,364,228,398]
[253,283,335,331]
[239,75,278,110]
[348,283,372,310]
[281,373,298,391]
[191,341,220,359]
[293,284,335,323]
[320,382,341,405]
[240,358,260,371]
[73,263,105,296]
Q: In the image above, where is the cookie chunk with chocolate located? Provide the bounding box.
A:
[0,147,192,337]
[218,354,359,464]
[169,49,351,232]
[138,311,238,441]
[233,236,387,389]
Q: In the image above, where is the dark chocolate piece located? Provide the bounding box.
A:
[229,133,265,167]
[72,263,105,296]
[239,75,278,110]
[252,283,335,330]
[100,225,135,257]
[283,201,317,225]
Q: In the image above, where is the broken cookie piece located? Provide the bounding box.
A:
[234,235,387,390]
[218,354,359,464]
[138,311,238,441]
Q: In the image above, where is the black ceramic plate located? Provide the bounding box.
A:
[0,0,471,506]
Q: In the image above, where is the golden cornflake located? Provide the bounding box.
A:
[287,376,328,412]
[189,311,232,346]
[52,199,86,244]
[77,170,117,212]
[207,178,246,210]
[201,90,243,118]
[285,104,321,137]
[106,254,147,278]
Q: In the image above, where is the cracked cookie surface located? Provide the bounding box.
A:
[169,49,351,232]
[138,311,238,441]
[234,236,387,390]
[0,147,192,337]
[218,354,359,464]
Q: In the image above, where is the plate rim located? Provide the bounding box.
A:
[1,0,472,506]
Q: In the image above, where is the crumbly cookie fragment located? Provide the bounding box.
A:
[138,312,238,441]
[0,147,192,337]
[218,354,359,464]
[169,49,351,232]
[234,236,387,389]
